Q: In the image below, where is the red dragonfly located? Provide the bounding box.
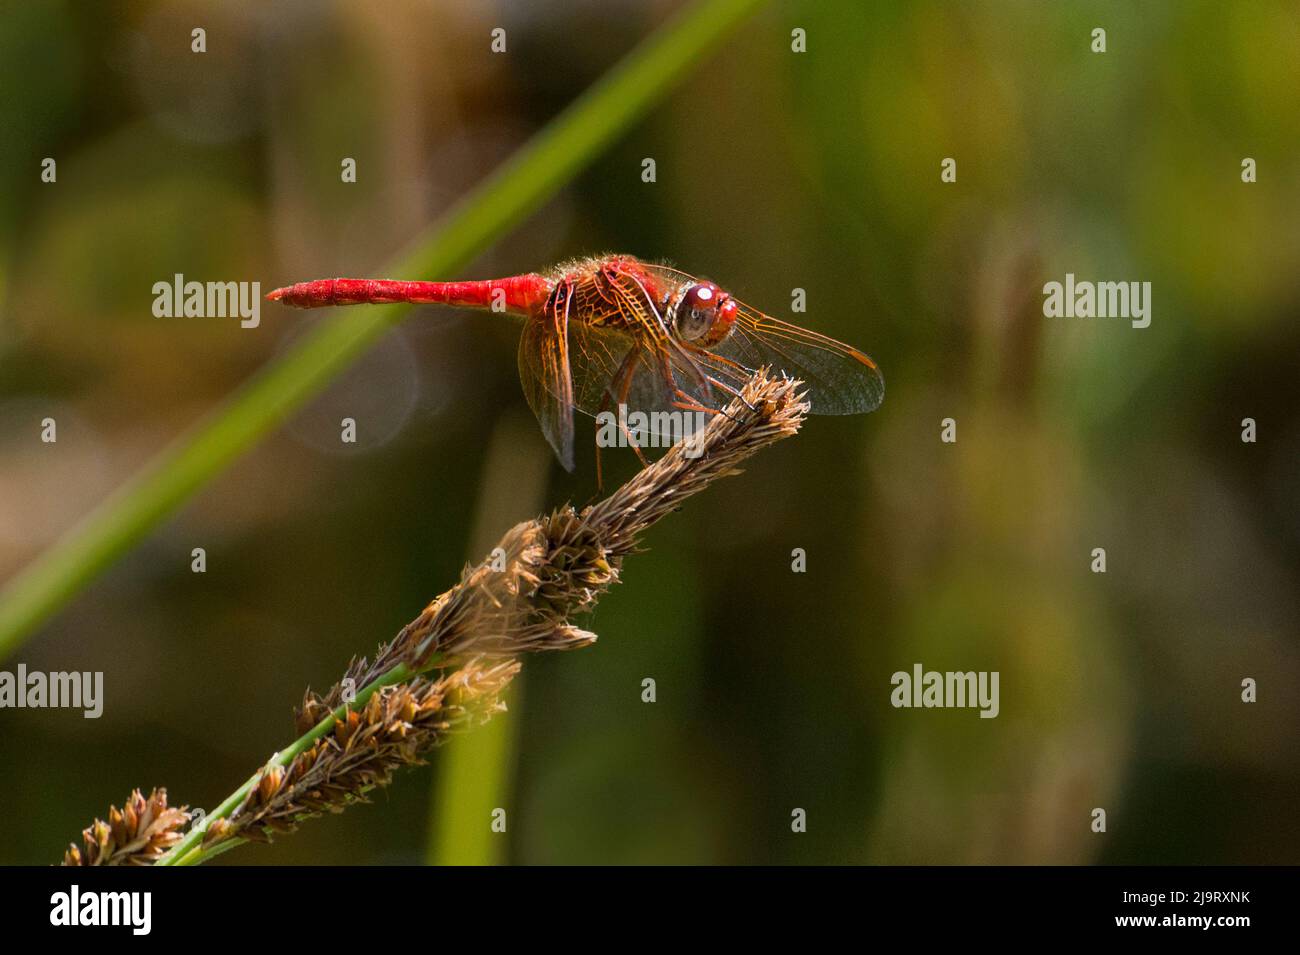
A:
[268,254,884,470]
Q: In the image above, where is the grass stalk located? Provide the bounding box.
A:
[156,663,418,866]
[126,370,809,866]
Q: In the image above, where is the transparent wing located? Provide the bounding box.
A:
[520,315,706,456]
[566,322,701,446]
[713,303,884,415]
[637,263,884,415]
[518,297,576,470]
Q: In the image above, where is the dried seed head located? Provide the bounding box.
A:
[208,659,520,850]
[62,788,190,866]
[194,371,807,862]
[296,371,807,728]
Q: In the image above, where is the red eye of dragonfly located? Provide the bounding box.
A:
[672,282,735,345]
[267,254,883,472]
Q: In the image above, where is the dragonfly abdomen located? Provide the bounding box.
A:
[267,274,551,314]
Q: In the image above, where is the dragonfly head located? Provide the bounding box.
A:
[670,282,738,347]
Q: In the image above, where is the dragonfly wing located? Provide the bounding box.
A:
[563,320,725,450]
[568,323,684,439]
[709,304,885,414]
[518,307,576,470]
[636,263,884,415]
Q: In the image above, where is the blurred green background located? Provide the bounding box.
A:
[1,0,1297,865]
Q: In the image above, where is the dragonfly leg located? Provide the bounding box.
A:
[704,374,746,400]
[623,430,650,468]
[680,343,757,411]
[664,353,743,422]
[594,383,614,488]
[656,346,741,428]
[616,355,651,469]
[671,392,720,416]
[595,346,650,473]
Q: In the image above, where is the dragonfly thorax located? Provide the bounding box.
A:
[669,281,738,347]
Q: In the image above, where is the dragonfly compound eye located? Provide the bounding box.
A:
[673,282,737,346]
[675,283,722,341]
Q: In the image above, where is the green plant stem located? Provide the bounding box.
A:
[427,677,521,865]
[0,0,767,660]
[174,837,246,866]
[156,662,417,866]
